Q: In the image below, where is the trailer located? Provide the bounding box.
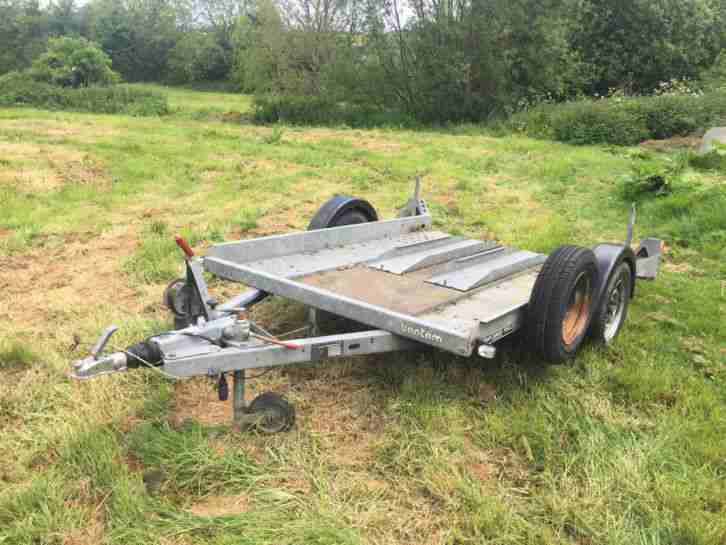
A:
[72,180,662,433]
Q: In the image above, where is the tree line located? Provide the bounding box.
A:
[3,0,726,122]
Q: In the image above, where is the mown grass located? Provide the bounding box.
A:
[0,88,724,545]
[131,83,253,121]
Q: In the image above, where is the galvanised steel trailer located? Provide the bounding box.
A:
[72,180,662,433]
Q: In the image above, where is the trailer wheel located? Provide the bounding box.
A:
[589,261,632,345]
[248,392,295,433]
[527,245,598,363]
[308,194,378,230]
[308,195,379,333]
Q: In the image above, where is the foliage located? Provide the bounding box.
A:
[253,94,417,127]
[617,152,689,201]
[571,0,722,95]
[0,71,169,115]
[0,1,42,74]
[88,0,179,82]
[549,99,651,146]
[3,0,726,126]
[167,31,230,84]
[700,49,726,91]
[237,0,586,123]
[30,36,119,87]
[511,89,726,145]
[377,0,585,122]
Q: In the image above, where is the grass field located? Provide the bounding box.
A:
[0,90,724,545]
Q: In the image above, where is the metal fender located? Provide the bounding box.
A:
[591,243,637,307]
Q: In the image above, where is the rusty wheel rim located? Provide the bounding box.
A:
[562,272,591,347]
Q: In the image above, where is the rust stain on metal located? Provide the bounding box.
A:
[299,265,460,316]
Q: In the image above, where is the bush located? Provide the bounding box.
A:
[511,90,726,146]
[617,152,688,202]
[252,94,416,128]
[0,72,169,116]
[30,37,119,88]
[549,99,650,145]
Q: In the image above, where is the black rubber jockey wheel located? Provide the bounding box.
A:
[589,261,632,345]
[527,245,599,363]
[163,277,204,329]
[308,195,378,230]
[163,278,188,316]
[248,392,295,434]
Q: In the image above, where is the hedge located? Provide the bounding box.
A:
[253,94,416,128]
[0,72,170,116]
[508,91,726,146]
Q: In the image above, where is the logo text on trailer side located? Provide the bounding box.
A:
[400,322,443,344]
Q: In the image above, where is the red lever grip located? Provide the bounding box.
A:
[175,235,195,258]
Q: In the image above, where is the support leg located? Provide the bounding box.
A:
[308,307,319,337]
[233,369,246,424]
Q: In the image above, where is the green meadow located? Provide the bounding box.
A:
[0,89,724,545]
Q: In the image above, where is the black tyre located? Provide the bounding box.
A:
[589,261,632,345]
[308,195,378,230]
[308,195,378,332]
[248,392,295,433]
[527,245,599,363]
[164,278,188,316]
[164,277,204,329]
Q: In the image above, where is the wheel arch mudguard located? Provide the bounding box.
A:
[591,243,637,306]
[307,195,378,230]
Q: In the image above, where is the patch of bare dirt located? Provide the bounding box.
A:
[298,373,385,466]
[171,378,233,427]
[662,259,706,276]
[2,119,118,142]
[186,494,250,517]
[172,360,385,467]
[0,142,109,192]
[286,128,345,142]
[349,138,410,153]
[221,111,245,124]
[61,513,104,545]
[0,228,139,331]
[640,136,700,152]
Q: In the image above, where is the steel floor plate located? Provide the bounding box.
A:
[298,265,461,316]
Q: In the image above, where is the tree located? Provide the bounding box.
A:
[168,31,229,83]
[88,0,179,81]
[30,36,119,87]
[365,0,582,121]
[571,0,721,94]
[233,0,288,93]
[0,0,51,74]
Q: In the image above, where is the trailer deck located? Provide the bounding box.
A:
[204,215,545,356]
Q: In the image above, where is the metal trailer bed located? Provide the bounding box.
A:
[73,182,662,432]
